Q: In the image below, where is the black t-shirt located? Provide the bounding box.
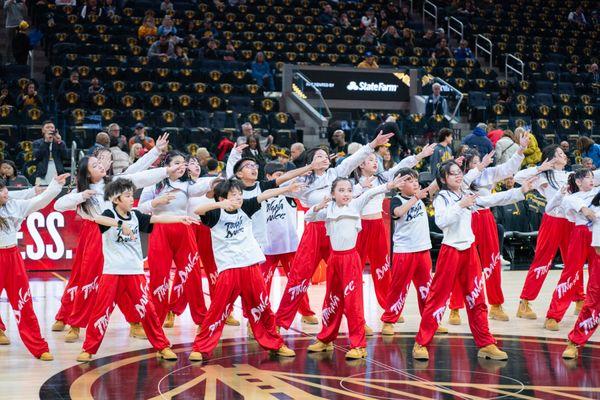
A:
[99,208,153,234]
[200,197,261,228]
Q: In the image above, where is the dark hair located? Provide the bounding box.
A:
[0,181,8,230]
[353,152,386,186]
[76,156,109,215]
[591,191,600,207]
[436,160,460,190]
[155,150,188,194]
[42,120,54,128]
[303,147,330,185]
[265,161,286,176]
[330,177,352,194]
[104,178,136,202]
[213,178,245,201]
[577,136,594,153]
[437,128,453,143]
[0,160,17,179]
[233,157,258,175]
[206,158,219,171]
[567,168,592,194]
[93,147,113,176]
[541,145,560,189]
[394,167,418,180]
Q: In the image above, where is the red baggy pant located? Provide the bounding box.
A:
[416,244,496,348]
[451,209,504,309]
[276,221,331,329]
[381,251,432,323]
[261,252,314,317]
[317,249,366,348]
[82,274,170,355]
[356,218,392,308]
[66,223,141,328]
[148,223,207,325]
[192,264,284,355]
[520,214,574,301]
[547,225,592,322]
[0,247,49,358]
[568,252,600,346]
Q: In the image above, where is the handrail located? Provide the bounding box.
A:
[505,53,525,81]
[292,71,332,119]
[422,0,438,30]
[447,16,464,42]
[475,34,493,68]
[28,50,34,79]
[433,77,463,121]
[70,141,78,178]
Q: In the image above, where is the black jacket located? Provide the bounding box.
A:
[32,138,68,178]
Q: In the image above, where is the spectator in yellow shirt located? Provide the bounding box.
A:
[138,16,157,39]
[357,52,379,69]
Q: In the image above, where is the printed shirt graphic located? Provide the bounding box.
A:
[391,195,432,253]
[201,197,265,273]
[263,195,299,255]
[242,180,278,250]
[98,208,153,275]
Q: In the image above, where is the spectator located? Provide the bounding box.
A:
[382,147,395,170]
[577,136,600,168]
[568,6,588,28]
[399,5,412,21]
[17,82,43,110]
[0,160,29,187]
[0,85,15,106]
[216,132,234,161]
[430,128,453,176]
[435,27,446,43]
[160,0,174,13]
[275,148,295,170]
[242,135,266,171]
[331,129,349,155]
[338,13,351,29]
[375,116,406,162]
[202,39,219,59]
[380,26,400,47]
[374,144,390,173]
[81,0,102,19]
[462,123,493,156]
[219,41,236,61]
[318,3,337,26]
[138,16,158,39]
[173,44,188,60]
[587,63,599,88]
[158,15,178,38]
[199,18,218,39]
[32,120,68,185]
[129,143,144,164]
[421,29,436,49]
[453,39,474,61]
[239,122,272,150]
[58,70,82,98]
[12,20,31,65]
[401,28,415,49]
[3,0,27,63]
[360,26,377,45]
[251,52,275,91]
[335,142,362,166]
[148,33,175,58]
[424,83,448,117]
[109,135,130,174]
[486,122,504,146]
[360,7,377,29]
[128,123,155,150]
[517,127,541,166]
[88,76,105,97]
[290,142,305,165]
[205,158,221,176]
[458,0,478,15]
[497,87,513,104]
[432,37,453,59]
[87,131,110,155]
[560,140,576,169]
[357,51,379,68]
[107,123,128,151]
[103,0,117,17]
[582,157,595,170]
[495,129,519,165]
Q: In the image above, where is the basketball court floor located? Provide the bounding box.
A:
[1,269,598,399]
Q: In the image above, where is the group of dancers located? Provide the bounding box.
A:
[0,127,599,363]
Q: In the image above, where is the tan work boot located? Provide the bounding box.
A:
[189,351,203,362]
[65,327,80,342]
[477,344,508,361]
[412,343,429,361]
[307,340,333,352]
[364,324,374,337]
[163,311,175,328]
[516,300,537,319]
[381,323,395,336]
[435,325,448,334]
[273,344,296,357]
[39,352,54,361]
[0,329,10,345]
[489,304,509,321]
[129,323,147,339]
[562,341,579,359]
[345,347,367,359]
[574,300,584,315]
[225,313,240,326]
[544,318,559,331]
[157,347,178,360]
[301,315,318,324]
[51,320,66,332]
[397,315,405,323]
[76,351,92,362]
[448,309,461,325]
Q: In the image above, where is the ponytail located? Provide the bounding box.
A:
[568,168,592,194]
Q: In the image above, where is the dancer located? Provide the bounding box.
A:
[380,167,447,335]
[545,169,597,330]
[189,179,303,361]
[352,143,436,310]
[412,160,535,361]
[0,173,69,360]
[448,130,529,325]
[275,131,394,330]
[305,174,408,359]
[514,145,590,319]
[76,178,194,362]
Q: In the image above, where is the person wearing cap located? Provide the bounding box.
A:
[148,32,175,58]
[128,123,155,151]
[357,52,379,69]
[12,20,31,65]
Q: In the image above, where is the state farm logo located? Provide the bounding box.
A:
[346,81,398,92]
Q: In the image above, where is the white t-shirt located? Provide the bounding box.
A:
[263,195,298,255]
[201,198,266,272]
[391,195,431,253]
[241,180,278,250]
[98,208,153,275]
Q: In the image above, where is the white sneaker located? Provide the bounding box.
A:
[500,257,511,266]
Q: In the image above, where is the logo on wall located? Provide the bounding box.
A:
[346,81,399,92]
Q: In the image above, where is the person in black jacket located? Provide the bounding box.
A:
[32,121,69,185]
[12,20,31,65]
